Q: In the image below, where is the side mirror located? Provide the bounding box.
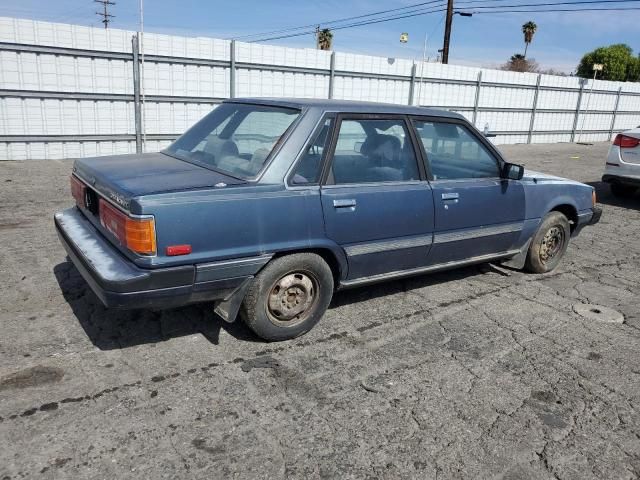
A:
[354,141,363,153]
[502,162,524,180]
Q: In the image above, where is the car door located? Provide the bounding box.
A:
[320,114,435,280]
[412,118,526,265]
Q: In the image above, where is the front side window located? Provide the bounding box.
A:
[413,121,500,180]
[165,103,300,179]
[327,118,419,185]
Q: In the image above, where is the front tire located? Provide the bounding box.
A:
[240,253,334,341]
[525,211,571,274]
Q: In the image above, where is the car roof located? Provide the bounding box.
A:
[226,97,465,120]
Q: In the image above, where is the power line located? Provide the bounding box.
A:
[457,0,640,8]
[94,0,115,29]
[472,5,640,11]
[231,0,447,40]
[247,0,640,42]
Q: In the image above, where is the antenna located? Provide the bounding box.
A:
[95,0,115,29]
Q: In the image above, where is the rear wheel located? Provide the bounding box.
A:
[240,253,334,341]
[525,212,571,274]
[610,183,637,198]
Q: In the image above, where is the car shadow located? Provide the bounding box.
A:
[53,260,261,350]
[329,264,494,309]
[55,258,501,350]
[587,181,640,210]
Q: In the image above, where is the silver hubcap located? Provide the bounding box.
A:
[267,272,316,325]
[540,226,564,263]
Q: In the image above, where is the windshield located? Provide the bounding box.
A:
[165,103,300,179]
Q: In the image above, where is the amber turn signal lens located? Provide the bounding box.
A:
[592,189,597,207]
[99,199,156,255]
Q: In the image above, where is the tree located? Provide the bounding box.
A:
[576,44,639,82]
[501,54,539,73]
[522,21,537,58]
[316,28,333,51]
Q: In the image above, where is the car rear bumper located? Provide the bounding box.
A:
[54,207,269,309]
[602,174,640,187]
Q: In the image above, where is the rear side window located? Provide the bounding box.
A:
[291,118,333,185]
[413,121,499,180]
[327,118,419,184]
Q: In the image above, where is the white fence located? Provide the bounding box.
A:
[1,16,640,160]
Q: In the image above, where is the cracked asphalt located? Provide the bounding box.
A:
[1,142,639,479]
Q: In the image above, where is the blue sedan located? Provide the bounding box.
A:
[55,98,601,341]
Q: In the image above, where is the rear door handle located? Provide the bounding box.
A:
[333,199,357,208]
[441,192,459,200]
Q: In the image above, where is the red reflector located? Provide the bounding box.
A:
[613,134,640,148]
[166,245,192,256]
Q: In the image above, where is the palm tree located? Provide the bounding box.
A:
[522,21,537,58]
[317,28,333,51]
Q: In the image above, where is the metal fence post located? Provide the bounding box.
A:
[570,79,585,143]
[328,51,335,99]
[229,40,236,98]
[609,87,622,140]
[472,71,482,126]
[408,63,417,106]
[131,34,142,154]
[527,74,541,144]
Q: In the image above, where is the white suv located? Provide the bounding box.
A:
[603,128,640,197]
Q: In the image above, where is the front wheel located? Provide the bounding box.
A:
[525,211,571,274]
[240,253,334,341]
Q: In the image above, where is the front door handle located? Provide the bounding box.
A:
[333,199,357,209]
[441,192,459,201]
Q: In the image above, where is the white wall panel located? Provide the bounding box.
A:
[333,77,409,104]
[236,41,330,70]
[533,112,575,132]
[2,16,640,158]
[236,70,328,98]
[575,113,614,131]
[417,83,476,107]
[479,86,535,109]
[536,89,580,111]
[335,52,413,76]
[613,114,640,131]
[476,111,531,132]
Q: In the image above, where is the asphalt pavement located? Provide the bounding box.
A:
[0,142,639,479]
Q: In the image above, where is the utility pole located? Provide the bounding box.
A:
[442,0,454,64]
[95,0,115,29]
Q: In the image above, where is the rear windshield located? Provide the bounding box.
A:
[165,103,300,179]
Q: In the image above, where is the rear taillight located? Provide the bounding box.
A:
[613,134,640,148]
[70,175,85,207]
[99,199,156,255]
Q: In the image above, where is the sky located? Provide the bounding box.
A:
[1,0,639,73]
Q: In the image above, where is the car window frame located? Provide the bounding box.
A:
[410,116,506,182]
[286,113,336,188]
[320,113,427,187]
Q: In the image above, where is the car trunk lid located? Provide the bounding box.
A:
[73,152,245,210]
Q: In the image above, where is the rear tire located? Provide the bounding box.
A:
[240,253,334,341]
[525,211,571,274]
[610,183,637,198]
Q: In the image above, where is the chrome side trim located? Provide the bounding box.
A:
[433,222,523,244]
[339,249,520,289]
[344,234,433,257]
